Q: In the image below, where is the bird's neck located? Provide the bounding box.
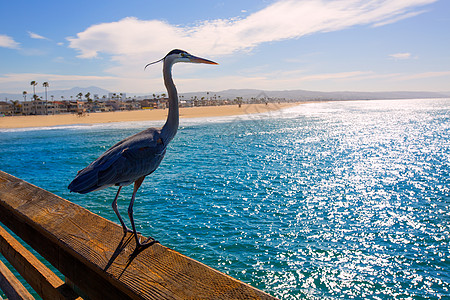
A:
[161,61,179,142]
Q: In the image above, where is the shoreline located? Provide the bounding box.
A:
[0,102,303,129]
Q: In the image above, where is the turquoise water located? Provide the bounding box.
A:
[1,99,449,299]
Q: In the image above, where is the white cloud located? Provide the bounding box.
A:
[28,31,49,40]
[373,10,426,27]
[0,34,20,49]
[61,0,439,92]
[389,52,413,60]
[68,0,436,60]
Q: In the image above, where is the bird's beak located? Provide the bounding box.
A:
[144,58,163,70]
[189,55,218,65]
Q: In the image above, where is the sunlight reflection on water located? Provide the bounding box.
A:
[0,99,449,299]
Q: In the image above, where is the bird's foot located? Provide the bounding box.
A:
[136,236,159,248]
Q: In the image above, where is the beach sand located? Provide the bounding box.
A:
[0,102,302,129]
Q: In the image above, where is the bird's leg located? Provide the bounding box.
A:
[112,186,132,234]
[128,176,158,247]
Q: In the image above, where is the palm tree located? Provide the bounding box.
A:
[43,82,49,115]
[85,92,92,102]
[30,81,38,99]
[30,81,38,114]
[22,91,27,102]
[85,93,92,112]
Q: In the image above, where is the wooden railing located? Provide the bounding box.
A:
[0,171,276,299]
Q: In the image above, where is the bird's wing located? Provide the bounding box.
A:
[69,129,166,193]
[97,133,166,185]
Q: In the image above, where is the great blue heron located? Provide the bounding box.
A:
[68,49,218,247]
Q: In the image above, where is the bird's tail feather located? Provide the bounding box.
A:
[68,170,99,194]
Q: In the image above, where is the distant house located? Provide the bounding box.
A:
[105,100,140,111]
[22,101,43,115]
[51,101,67,114]
[65,101,84,114]
[157,98,168,109]
[84,101,113,112]
[105,100,121,110]
[124,100,141,110]
[0,101,13,116]
[140,99,157,109]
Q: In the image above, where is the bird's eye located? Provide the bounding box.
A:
[180,53,186,57]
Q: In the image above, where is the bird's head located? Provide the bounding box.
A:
[145,49,218,69]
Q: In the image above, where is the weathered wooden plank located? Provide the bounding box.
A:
[0,171,277,300]
[0,224,81,300]
[0,258,35,300]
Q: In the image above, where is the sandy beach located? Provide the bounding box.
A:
[0,102,301,129]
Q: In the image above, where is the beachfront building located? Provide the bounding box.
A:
[104,99,138,111]
[84,101,114,113]
[21,101,33,115]
[19,100,102,115]
[8,93,245,116]
[158,98,168,109]
[140,99,158,109]
[21,100,48,115]
[48,101,64,114]
[124,100,141,110]
[105,100,123,110]
[45,101,78,115]
[44,102,60,115]
[0,101,14,116]
[21,100,53,115]
[64,101,80,114]
[20,100,78,115]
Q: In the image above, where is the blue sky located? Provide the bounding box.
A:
[1,0,449,95]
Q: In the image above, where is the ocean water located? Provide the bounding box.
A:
[0,99,449,299]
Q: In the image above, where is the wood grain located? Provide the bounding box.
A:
[0,225,81,299]
[0,259,35,300]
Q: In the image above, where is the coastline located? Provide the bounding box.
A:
[0,102,302,129]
